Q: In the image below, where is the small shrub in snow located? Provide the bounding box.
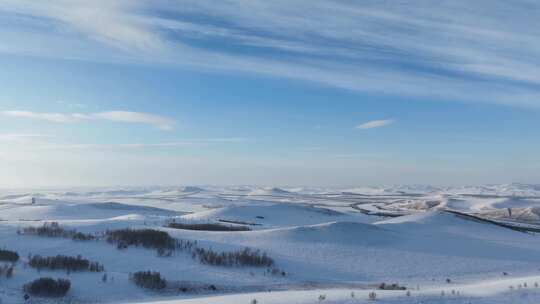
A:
[535,282,538,288]
[28,254,104,272]
[0,249,19,263]
[368,291,377,300]
[269,267,285,276]
[0,265,14,278]
[350,291,355,298]
[406,290,411,296]
[157,248,174,257]
[378,282,406,290]
[251,299,258,304]
[318,294,326,301]
[131,271,167,290]
[174,282,217,293]
[72,231,96,241]
[24,277,71,297]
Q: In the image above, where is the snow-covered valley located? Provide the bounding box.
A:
[1,184,540,303]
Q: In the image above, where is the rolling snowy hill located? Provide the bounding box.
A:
[1,185,540,303]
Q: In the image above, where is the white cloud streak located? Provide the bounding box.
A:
[356,119,394,130]
[92,111,176,130]
[0,133,52,143]
[1,111,82,123]
[35,142,197,150]
[1,110,176,130]
[20,138,250,151]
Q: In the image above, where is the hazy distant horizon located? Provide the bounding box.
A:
[2,183,540,193]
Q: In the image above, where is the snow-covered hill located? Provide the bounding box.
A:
[1,185,540,303]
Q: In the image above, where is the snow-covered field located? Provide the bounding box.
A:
[1,184,540,303]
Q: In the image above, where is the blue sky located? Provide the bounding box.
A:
[0,0,539,187]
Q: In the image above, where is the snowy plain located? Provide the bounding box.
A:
[1,184,540,303]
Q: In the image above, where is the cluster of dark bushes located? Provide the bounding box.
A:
[19,222,95,241]
[131,271,167,290]
[378,282,406,290]
[106,228,176,251]
[0,264,14,278]
[72,231,96,241]
[193,247,274,267]
[173,281,217,293]
[167,222,250,232]
[24,277,71,297]
[0,248,19,262]
[28,254,104,272]
[105,228,275,268]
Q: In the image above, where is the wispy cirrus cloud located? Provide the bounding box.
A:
[18,138,250,150]
[92,111,176,130]
[1,110,176,130]
[356,119,394,130]
[0,0,161,52]
[0,133,52,143]
[1,1,540,107]
[1,111,83,123]
[35,142,197,150]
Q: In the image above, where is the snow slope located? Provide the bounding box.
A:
[131,275,540,304]
[180,202,353,229]
[1,185,540,303]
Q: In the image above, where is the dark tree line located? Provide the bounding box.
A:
[28,254,104,272]
[105,228,275,267]
[106,228,176,251]
[193,247,274,267]
[19,222,95,241]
